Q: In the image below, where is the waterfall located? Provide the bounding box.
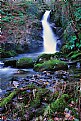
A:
[42,10,57,53]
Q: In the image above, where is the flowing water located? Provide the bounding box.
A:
[42,10,57,53]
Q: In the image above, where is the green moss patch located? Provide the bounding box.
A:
[36,52,64,64]
[16,57,34,68]
[34,59,68,72]
[50,94,69,112]
[0,90,18,107]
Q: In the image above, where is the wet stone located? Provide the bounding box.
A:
[26,75,33,79]
[12,97,17,102]
[26,90,31,93]
[0,90,7,97]
[43,76,51,79]
[6,87,14,92]
[0,107,5,112]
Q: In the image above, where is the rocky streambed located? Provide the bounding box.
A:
[0,65,80,97]
[0,52,81,121]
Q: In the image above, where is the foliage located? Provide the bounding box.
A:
[30,88,49,109]
[74,7,81,22]
[1,49,17,58]
[44,104,53,117]
[68,106,79,119]
[51,94,69,112]
[44,94,69,117]
[70,52,81,60]
[66,50,81,60]
[50,0,81,53]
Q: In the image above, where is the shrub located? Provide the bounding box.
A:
[51,94,69,112]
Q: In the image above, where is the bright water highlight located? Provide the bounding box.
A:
[42,10,57,53]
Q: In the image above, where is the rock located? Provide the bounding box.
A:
[0,107,5,112]
[0,89,7,97]
[34,59,68,72]
[1,42,16,51]
[13,81,19,88]
[16,57,34,68]
[4,60,17,68]
[56,27,64,37]
[6,87,13,92]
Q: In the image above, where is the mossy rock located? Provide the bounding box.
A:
[34,59,68,72]
[36,52,64,64]
[16,57,34,68]
[0,90,18,107]
[4,60,17,67]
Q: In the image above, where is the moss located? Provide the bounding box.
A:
[35,53,53,64]
[16,57,34,68]
[36,52,63,64]
[34,59,68,72]
[0,90,18,107]
[50,94,69,112]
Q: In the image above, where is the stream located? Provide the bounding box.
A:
[0,59,81,98]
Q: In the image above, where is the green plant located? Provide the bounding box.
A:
[2,16,10,22]
[44,104,53,116]
[51,94,69,112]
[1,50,17,58]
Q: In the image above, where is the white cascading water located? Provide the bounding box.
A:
[42,10,57,53]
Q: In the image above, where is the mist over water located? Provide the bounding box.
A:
[42,10,57,53]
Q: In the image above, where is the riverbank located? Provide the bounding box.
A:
[0,67,80,120]
[0,52,81,120]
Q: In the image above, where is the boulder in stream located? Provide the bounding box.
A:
[16,57,34,68]
[34,59,68,72]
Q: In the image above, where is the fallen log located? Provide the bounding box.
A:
[0,89,19,108]
[0,84,40,108]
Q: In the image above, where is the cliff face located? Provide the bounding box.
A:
[1,1,45,57]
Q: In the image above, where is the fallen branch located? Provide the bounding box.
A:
[0,84,38,108]
[0,89,19,108]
